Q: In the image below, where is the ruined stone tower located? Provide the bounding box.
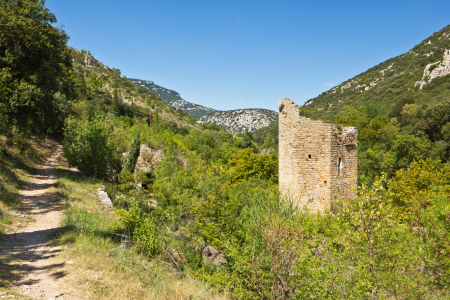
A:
[278,98,358,211]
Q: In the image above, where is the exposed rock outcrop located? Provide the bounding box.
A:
[415,49,450,89]
[199,109,278,133]
[84,54,105,69]
[133,145,163,173]
[202,245,227,265]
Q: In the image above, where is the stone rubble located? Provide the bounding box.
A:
[97,187,113,208]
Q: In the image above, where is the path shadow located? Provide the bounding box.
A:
[20,192,64,215]
[0,227,67,285]
[1,228,64,257]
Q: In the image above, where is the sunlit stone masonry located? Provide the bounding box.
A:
[278,98,358,212]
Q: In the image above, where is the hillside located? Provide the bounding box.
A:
[4,1,450,298]
[68,49,197,129]
[199,108,278,133]
[129,78,216,119]
[303,25,450,121]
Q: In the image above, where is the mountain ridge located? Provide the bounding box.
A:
[302,25,450,122]
[129,78,216,119]
[199,108,278,133]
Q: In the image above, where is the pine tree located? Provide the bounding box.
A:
[122,131,141,175]
[131,102,136,118]
[111,88,124,116]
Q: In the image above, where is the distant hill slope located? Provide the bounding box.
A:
[303,25,450,122]
[129,78,216,119]
[68,49,196,128]
[199,109,278,133]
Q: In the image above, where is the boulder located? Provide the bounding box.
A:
[202,245,227,265]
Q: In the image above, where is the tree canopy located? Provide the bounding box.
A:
[0,0,71,134]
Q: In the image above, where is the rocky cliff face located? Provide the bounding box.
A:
[129,78,216,119]
[416,49,450,89]
[166,99,216,119]
[199,109,278,133]
[84,54,105,69]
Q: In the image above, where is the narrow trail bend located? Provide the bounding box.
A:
[1,144,67,299]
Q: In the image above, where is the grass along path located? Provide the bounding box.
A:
[0,138,227,299]
[0,143,65,299]
[51,156,228,299]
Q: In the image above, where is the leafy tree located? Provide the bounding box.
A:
[389,159,450,221]
[111,68,121,77]
[389,160,450,287]
[253,120,278,150]
[63,112,117,179]
[228,148,278,184]
[360,103,388,120]
[299,106,319,119]
[359,116,389,142]
[424,102,450,141]
[334,106,369,130]
[0,0,71,133]
[400,103,420,125]
[390,133,430,171]
[440,122,450,143]
[430,140,449,162]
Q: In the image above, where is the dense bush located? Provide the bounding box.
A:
[63,112,117,179]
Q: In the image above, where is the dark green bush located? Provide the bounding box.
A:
[63,112,117,179]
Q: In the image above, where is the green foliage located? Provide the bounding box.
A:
[234,132,257,151]
[63,112,117,179]
[334,106,369,130]
[134,217,160,256]
[228,148,278,184]
[10,5,449,296]
[388,160,450,288]
[121,131,141,176]
[116,198,160,256]
[390,133,431,170]
[76,97,450,298]
[253,120,278,150]
[0,0,71,133]
[111,88,124,116]
[389,159,450,221]
[299,106,319,119]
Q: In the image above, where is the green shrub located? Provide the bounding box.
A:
[134,218,160,256]
[63,112,117,179]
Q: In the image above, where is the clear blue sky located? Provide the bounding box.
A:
[46,0,450,112]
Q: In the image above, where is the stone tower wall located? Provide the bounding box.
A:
[278,98,357,211]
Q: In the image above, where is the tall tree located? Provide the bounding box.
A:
[122,131,141,175]
[111,88,124,116]
[0,0,71,134]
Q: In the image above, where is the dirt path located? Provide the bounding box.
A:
[1,144,66,299]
